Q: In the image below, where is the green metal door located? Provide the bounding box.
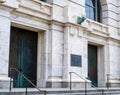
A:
[88,44,98,87]
[9,27,38,88]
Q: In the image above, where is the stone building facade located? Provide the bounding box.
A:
[0,0,120,88]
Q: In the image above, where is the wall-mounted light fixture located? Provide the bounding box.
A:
[77,16,86,24]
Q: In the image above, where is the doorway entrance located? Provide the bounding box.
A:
[88,44,98,87]
[9,27,38,88]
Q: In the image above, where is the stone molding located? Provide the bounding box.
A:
[0,0,52,20]
[2,0,120,42]
[65,18,109,39]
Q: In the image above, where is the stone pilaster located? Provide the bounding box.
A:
[62,26,70,88]
[46,24,64,88]
[37,30,49,88]
[0,8,11,88]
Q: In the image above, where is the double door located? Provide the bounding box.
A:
[9,27,38,88]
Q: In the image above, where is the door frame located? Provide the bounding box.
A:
[88,42,105,87]
[9,25,47,88]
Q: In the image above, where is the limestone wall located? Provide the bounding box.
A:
[0,0,120,88]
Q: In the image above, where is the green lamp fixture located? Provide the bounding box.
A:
[77,16,86,24]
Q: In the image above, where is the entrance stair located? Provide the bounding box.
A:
[0,88,120,95]
[5,68,120,95]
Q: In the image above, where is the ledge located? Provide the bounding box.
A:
[1,0,52,20]
[0,0,18,9]
[64,19,109,38]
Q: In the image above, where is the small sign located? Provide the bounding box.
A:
[71,54,82,67]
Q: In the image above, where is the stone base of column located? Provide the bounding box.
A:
[0,76,11,89]
[46,79,91,88]
[106,81,120,87]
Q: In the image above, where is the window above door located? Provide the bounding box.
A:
[85,0,102,23]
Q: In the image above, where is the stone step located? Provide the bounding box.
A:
[0,88,120,95]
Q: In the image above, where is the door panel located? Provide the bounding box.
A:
[9,27,38,88]
[88,44,98,87]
